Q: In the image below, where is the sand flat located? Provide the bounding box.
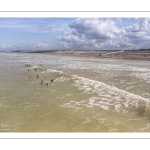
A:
[13,50,150,61]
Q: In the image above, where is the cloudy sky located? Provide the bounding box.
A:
[0,18,150,50]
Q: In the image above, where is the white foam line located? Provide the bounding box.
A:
[102,50,124,56]
[41,69,63,75]
[71,75,149,103]
[55,76,70,82]
[29,66,44,70]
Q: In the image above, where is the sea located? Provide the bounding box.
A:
[0,51,150,132]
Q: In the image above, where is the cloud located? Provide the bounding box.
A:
[1,18,150,50]
[123,18,150,39]
[57,18,125,50]
[119,19,150,50]
[0,42,57,50]
[0,44,14,49]
[33,42,50,48]
[37,23,52,32]
[137,18,150,32]
[56,18,150,50]
[69,18,122,39]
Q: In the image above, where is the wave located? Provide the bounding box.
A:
[21,62,150,116]
[29,65,44,70]
[55,76,70,82]
[8,56,17,59]
[35,66,149,104]
[25,65,149,113]
[23,64,64,77]
[41,68,63,75]
[71,75,148,102]
[69,75,150,113]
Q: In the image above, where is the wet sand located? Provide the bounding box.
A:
[13,50,150,61]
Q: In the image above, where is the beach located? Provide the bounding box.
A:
[0,51,150,132]
[13,49,150,61]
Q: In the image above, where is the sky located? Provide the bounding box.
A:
[0,18,150,50]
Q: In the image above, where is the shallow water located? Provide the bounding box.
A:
[0,52,150,132]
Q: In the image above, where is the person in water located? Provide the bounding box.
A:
[26,64,30,67]
[46,81,50,86]
[36,75,39,78]
[41,80,44,84]
[29,76,33,79]
[35,68,37,72]
[51,79,54,82]
[28,69,29,71]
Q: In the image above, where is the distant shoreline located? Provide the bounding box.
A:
[12,50,150,61]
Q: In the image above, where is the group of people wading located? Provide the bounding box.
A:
[27,64,54,86]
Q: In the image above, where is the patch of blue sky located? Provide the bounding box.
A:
[0,18,75,44]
